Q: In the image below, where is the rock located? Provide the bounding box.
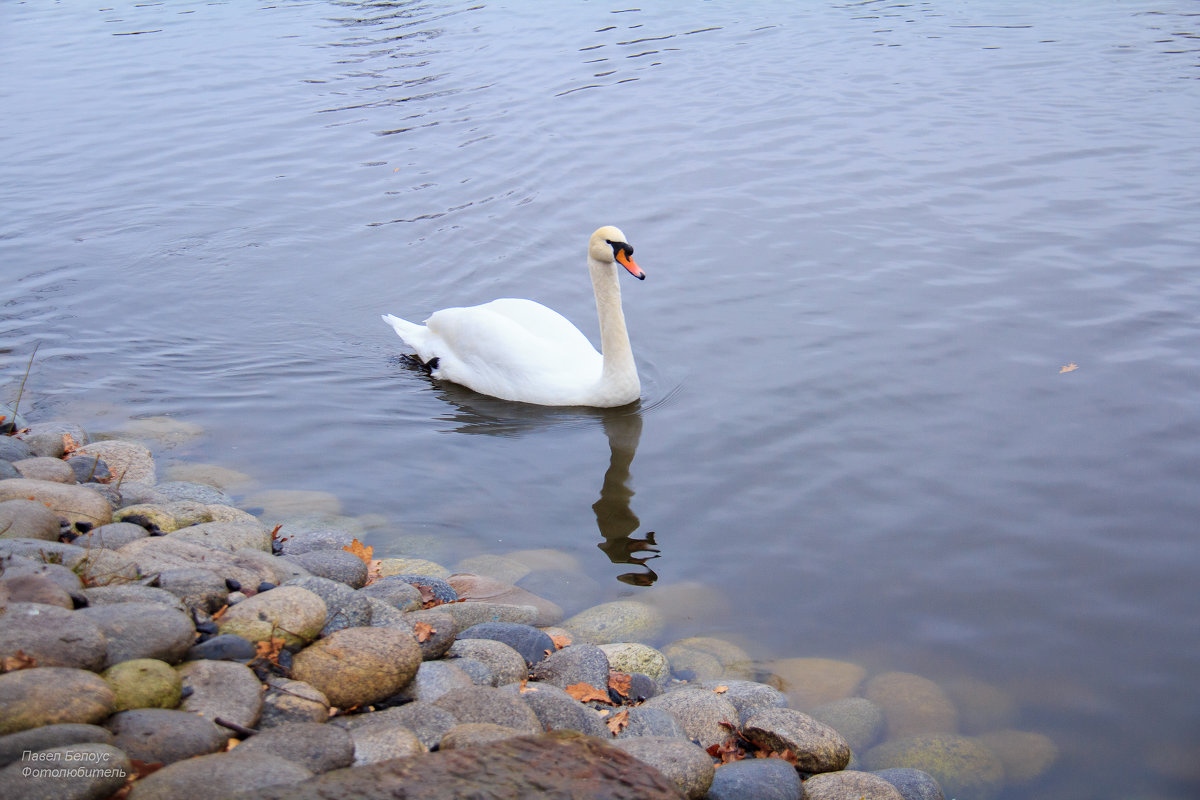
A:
[376,557,451,578]
[447,573,563,626]
[864,734,1004,800]
[0,538,138,585]
[0,479,113,527]
[155,567,228,613]
[663,636,755,681]
[0,498,62,540]
[454,554,532,584]
[73,522,150,552]
[216,585,327,647]
[703,757,802,800]
[642,686,741,750]
[153,481,233,506]
[234,722,354,774]
[803,770,906,800]
[766,657,866,710]
[442,600,540,628]
[0,573,74,607]
[515,568,605,616]
[112,481,166,506]
[600,642,671,689]
[348,721,424,764]
[114,417,204,449]
[0,437,35,461]
[82,583,186,612]
[106,707,226,764]
[529,643,610,690]
[232,547,310,584]
[610,736,714,799]
[0,603,108,671]
[75,441,156,484]
[943,678,1017,735]
[741,707,852,774]
[204,505,261,525]
[291,626,421,709]
[811,696,886,752]
[0,742,130,800]
[440,722,525,749]
[78,602,195,666]
[431,686,542,734]
[112,504,186,533]
[871,768,945,800]
[12,456,76,483]
[615,706,687,740]
[0,555,82,592]
[16,431,67,458]
[459,621,556,666]
[865,672,958,737]
[164,463,253,492]
[103,658,183,710]
[66,455,111,484]
[268,522,355,555]
[0,667,115,735]
[126,750,312,800]
[170,521,270,552]
[383,574,458,603]
[504,548,582,573]
[391,660,474,704]
[282,576,371,636]
[244,491,343,520]
[362,596,409,630]
[331,702,455,751]
[403,609,457,660]
[357,578,421,611]
[0,461,17,479]
[177,659,264,729]
[696,680,789,725]
[444,638,528,687]
[974,729,1058,784]
[223,730,685,800]
[561,600,664,645]
[184,633,257,663]
[119,538,276,592]
[258,677,330,729]
[0,724,115,770]
[503,681,610,737]
[281,550,368,588]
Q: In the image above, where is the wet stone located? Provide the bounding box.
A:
[696,679,789,725]
[459,621,556,667]
[383,574,458,603]
[153,480,233,506]
[357,577,422,611]
[704,757,803,800]
[445,638,528,687]
[804,770,906,800]
[291,626,422,709]
[642,686,742,750]
[0,603,108,671]
[515,568,606,616]
[561,600,665,645]
[767,657,867,711]
[742,707,852,775]
[600,642,671,689]
[529,643,610,690]
[75,440,156,485]
[811,696,886,753]
[376,556,451,578]
[185,633,257,663]
[872,768,946,800]
[447,573,563,626]
[103,658,183,710]
[865,672,958,738]
[0,667,115,736]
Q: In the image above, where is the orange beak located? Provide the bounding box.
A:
[616,249,645,280]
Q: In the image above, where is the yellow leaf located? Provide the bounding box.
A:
[1059,363,1079,373]
[343,538,374,565]
[565,682,612,705]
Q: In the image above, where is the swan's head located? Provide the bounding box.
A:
[590,225,645,280]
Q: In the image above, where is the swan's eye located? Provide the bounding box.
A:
[608,241,633,259]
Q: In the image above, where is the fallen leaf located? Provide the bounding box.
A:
[607,671,632,699]
[343,538,374,565]
[254,637,286,663]
[712,685,729,694]
[224,738,240,751]
[1,650,38,673]
[605,708,631,735]
[1060,363,1079,373]
[412,621,435,643]
[565,682,612,705]
[549,633,572,650]
[365,558,382,586]
[62,433,83,456]
[210,604,229,622]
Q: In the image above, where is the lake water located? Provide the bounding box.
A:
[3,1,1199,797]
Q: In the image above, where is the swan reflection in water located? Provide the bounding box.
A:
[396,356,660,585]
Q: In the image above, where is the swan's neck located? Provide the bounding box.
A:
[589,257,639,399]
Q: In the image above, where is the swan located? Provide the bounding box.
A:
[382,225,645,407]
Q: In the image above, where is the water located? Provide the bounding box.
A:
[3,1,1200,796]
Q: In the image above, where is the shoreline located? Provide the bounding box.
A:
[0,408,1052,799]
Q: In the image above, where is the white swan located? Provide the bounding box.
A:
[382,225,645,407]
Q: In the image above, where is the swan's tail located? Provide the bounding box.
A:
[381,313,423,344]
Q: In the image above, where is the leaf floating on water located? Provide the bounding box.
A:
[1060,363,1079,373]
[565,682,612,704]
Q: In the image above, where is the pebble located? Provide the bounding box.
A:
[281,549,369,588]
[741,707,852,774]
[515,567,606,616]
[106,708,226,765]
[811,696,887,752]
[66,454,111,483]
[269,522,356,555]
[347,721,425,764]
[74,521,150,550]
[444,638,528,687]
[0,573,74,608]
[333,702,456,750]
[803,770,906,800]
[0,742,130,800]
[82,583,186,612]
[503,681,610,737]
[391,660,475,704]
[78,601,195,666]
[871,767,946,800]
[0,667,115,735]
[291,626,422,708]
[561,600,665,645]
[234,721,355,774]
[282,575,372,635]
[170,520,271,552]
[258,677,330,729]
[216,585,327,647]
[12,455,76,483]
[119,537,275,590]
[974,729,1058,784]
[0,479,113,527]
[126,750,312,800]
[458,621,556,666]
[376,556,451,578]
[663,636,755,681]
[696,679,790,725]
[446,573,563,626]
[0,724,115,770]
[599,642,671,689]
[439,722,525,749]
[103,658,183,710]
[75,440,156,484]
[864,734,1004,800]
[704,757,803,800]
[766,657,867,711]
[529,643,610,689]
[403,609,457,659]
[154,480,233,506]
[0,603,108,671]
[641,686,742,750]
[610,735,715,800]
[0,436,35,461]
[0,555,82,592]
[177,659,265,728]
[0,498,62,540]
[454,553,533,584]
[184,633,258,663]
[442,599,540,628]
[384,574,457,603]
[615,705,687,740]
[357,577,422,610]
[865,672,958,738]
[431,686,542,735]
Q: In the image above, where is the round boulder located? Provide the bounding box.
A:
[0,667,115,735]
[291,626,421,709]
[0,603,108,671]
[742,707,852,774]
[103,658,183,710]
[217,585,326,647]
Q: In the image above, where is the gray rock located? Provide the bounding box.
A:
[402,609,457,660]
[233,547,310,584]
[0,603,108,671]
[390,660,474,704]
[445,638,528,687]
[155,567,228,613]
[23,421,88,447]
[77,601,195,666]
[503,681,610,737]
[234,722,354,774]
[0,667,115,736]
[73,522,149,550]
[348,722,424,765]
[446,573,564,626]
[642,686,741,750]
[599,642,672,690]
[271,524,357,555]
[0,573,74,607]
[0,554,82,592]
[431,686,542,734]
[0,437,35,461]
[170,521,270,552]
[281,549,368,588]
[811,696,886,752]
[329,702,456,750]
[184,633,257,663]
[291,626,421,709]
[216,585,327,647]
[17,432,67,458]
[704,757,803,800]
[529,643,610,690]
[0,742,130,800]
[0,462,17,479]
[105,707,226,764]
[442,601,538,634]
[125,750,311,800]
[258,678,330,730]
[872,767,946,800]
[515,568,606,616]
[439,722,525,749]
[742,707,851,775]
[614,706,686,740]
[459,621,556,666]
[0,724,115,769]
[0,499,61,540]
[450,656,494,686]
[357,577,422,610]
[153,481,233,506]
[609,736,714,800]
[362,596,410,630]
[696,679,790,725]
[66,455,111,484]
[282,576,372,635]
[75,441,155,485]
[177,660,264,728]
[82,583,186,612]
[381,574,457,603]
[803,770,905,800]
[119,537,275,591]
[12,456,75,483]
[561,600,665,645]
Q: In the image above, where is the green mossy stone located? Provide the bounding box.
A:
[103,658,183,711]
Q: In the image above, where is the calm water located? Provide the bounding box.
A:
[3,1,1200,797]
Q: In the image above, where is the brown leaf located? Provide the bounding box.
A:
[343,538,374,565]
[61,433,83,456]
[1,650,38,673]
[564,682,612,705]
[549,632,572,650]
[605,708,631,735]
[254,637,286,663]
[712,685,729,694]
[1059,363,1079,373]
[412,621,435,643]
[607,671,632,699]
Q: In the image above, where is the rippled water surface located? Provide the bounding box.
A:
[3,2,1200,797]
